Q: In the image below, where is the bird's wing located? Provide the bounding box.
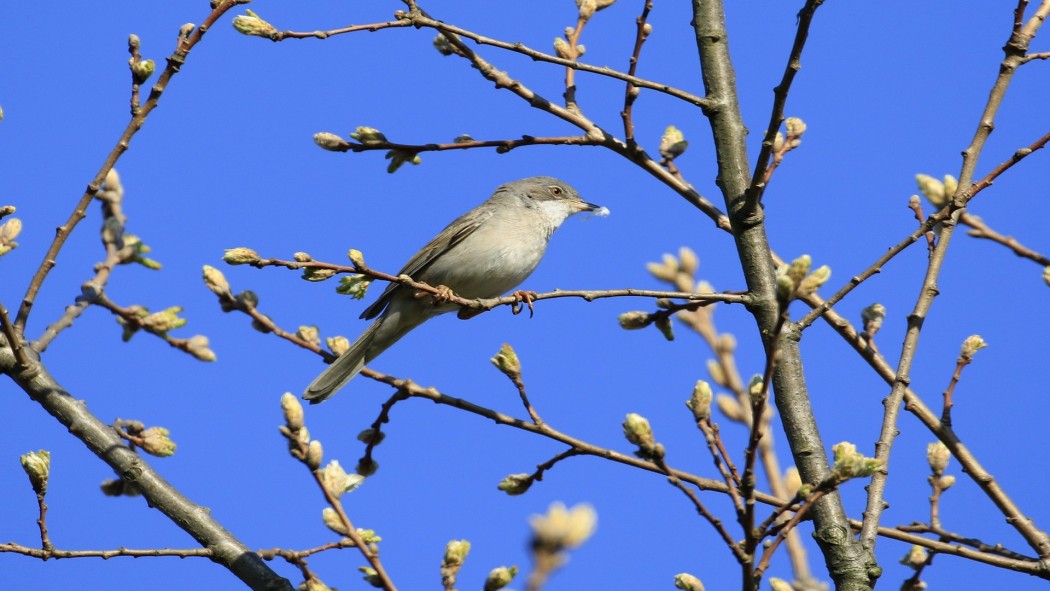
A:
[360,207,494,320]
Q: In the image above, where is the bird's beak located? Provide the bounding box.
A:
[576,200,610,218]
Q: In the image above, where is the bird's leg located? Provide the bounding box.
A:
[510,290,537,317]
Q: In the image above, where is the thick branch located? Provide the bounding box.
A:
[2,349,292,591]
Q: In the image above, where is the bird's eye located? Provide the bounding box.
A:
[549,185,563,196]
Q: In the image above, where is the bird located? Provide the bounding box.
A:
[303,176,605,403]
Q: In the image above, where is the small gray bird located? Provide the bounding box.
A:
[303,176,603,403]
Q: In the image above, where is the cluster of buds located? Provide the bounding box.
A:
[772,116,807,153]
[575,0,617,22]
[646,246,699,292]
[336,274,372,299]
[915,173,959,209]
[529,501,597,553]
[830,442,882,482]
[926,441,955,492]
[117,419,177,457]
[776,254,831,301]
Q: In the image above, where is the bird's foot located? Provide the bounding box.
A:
[510,290,537,317]
[417,284,456,306]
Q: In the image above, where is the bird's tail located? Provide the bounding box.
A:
[303,319,383,404]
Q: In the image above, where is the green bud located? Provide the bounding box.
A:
[305,440,323,470]
[313,132,349,152]
[336,274,371,298]
[202,265,231,297]
[0,217,23,250]
[673,573,705,591]
[327,336,350,356]
[926,441,950,475]
[320,460,364,499]
[706,359,727,387]
[384,149,421,173]
[769,578,793,591]
[776,270,797,301]
[484,565,518,591]
[618,311,652,330]
[786,254,811,287]
[958,334,987,362]
[443,539,471,567]
[347,248,366,268]
[293,252,313,262]
[900,545,928,569]
[497,473,532,495]
[659,125,688,161]
[140,427,176,457]
[716,394,747,423]
[654,315,674,341]
[678,246,699,276]
[223,247,260,265]
[861,303,885,332]
[281,392,305,431]
[785,116,807,137]
[784,467,802,498]
[232,10,278,39]
[142,306,186,333]
[686,380,713,422]
[236,290,259,309]
[20,450,51,495]
[433,34,456,56]
[355,457,379,477]
[350,126,387,144]
[916,174,947,208]
[529,502,597,550]
[623,413,662,459]
[357,428,385,445]
[296,325,321,347]
[943,174,959,200]
[831,441,882,480]
[490,343,521,377]
[186,335,216,362]
[799,264,831,295]
[747,374,765,406]
[302,267,336,282]
[554,37,572,59]
[131,59,155,84]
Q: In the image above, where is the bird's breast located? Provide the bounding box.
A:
[418,213,552,300]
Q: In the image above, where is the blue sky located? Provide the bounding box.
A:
[2,1,1049,590]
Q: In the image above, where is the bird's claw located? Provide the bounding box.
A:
[510,290,537,317]
[417,284,455,306]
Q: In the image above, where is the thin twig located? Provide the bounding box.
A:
[14,3,239,335]
[743,0,826,213]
